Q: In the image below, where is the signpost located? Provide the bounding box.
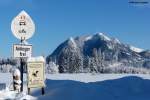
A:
[11,10,35,92]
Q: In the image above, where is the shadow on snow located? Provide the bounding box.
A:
[31,76,150,100]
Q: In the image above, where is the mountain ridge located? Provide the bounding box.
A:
[47,33,150,73]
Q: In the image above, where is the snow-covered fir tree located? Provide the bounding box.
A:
[46,61,59,74]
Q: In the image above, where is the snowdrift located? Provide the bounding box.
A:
[32,74,150,100]
[1,73,150,100]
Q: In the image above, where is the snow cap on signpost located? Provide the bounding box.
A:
[27,56,45,62]
[13,69,21,76]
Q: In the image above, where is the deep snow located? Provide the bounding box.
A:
[0,73,150,100]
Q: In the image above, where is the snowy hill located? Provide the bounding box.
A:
[47,33,150,73]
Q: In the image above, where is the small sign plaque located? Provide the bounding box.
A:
[13,44,32,58]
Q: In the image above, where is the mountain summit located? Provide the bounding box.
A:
[47,33,150,73]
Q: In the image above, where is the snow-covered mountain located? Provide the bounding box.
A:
[47,33,150,73]
[129,46,143,53]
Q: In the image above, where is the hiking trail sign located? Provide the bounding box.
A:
[11,10,35,40]
[11,10,35,58]
[13,44,32,58]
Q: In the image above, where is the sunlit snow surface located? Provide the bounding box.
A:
[130,45,143,53]
[1,73,150,100]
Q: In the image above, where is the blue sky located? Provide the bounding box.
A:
[0,0,150,57]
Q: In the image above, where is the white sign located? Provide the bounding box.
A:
[27,57,45,88]
[13,44,32,58]
[11,10,35,40]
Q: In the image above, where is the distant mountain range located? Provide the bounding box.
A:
[47,33,150,73]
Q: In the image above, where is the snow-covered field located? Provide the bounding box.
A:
[1,73,150,100]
